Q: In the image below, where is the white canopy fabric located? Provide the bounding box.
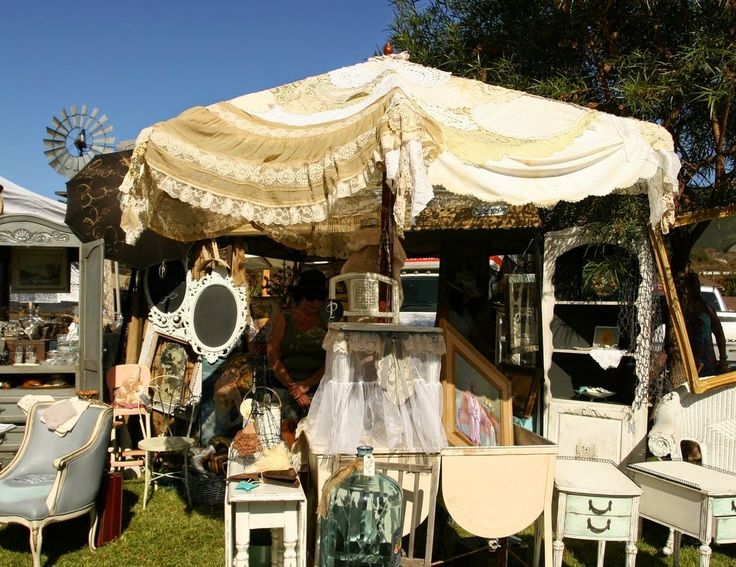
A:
[0,175,66,226]
[120,52,680,250]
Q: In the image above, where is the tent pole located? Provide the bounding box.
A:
[378,172,395,309]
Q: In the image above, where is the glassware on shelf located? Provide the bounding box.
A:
[14,348,23,365]
[319,446,403,567]
[24,346,36,364]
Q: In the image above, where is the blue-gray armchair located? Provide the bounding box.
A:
[0,400,113,567]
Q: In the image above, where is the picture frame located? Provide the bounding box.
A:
[592,326,620,348]
[440,319,514,446]
[11,248,69,293]
[138,325,201,408]
[497,362,542,419]
[504,273,539,365]
[650,224,736,394]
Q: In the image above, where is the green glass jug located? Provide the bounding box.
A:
[319,446,403,567]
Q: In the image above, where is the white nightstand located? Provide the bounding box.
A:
[547,459,642,567]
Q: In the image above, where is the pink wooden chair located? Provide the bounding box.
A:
[106,364,151,477]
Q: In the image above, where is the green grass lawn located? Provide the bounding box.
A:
[1,478,736,566]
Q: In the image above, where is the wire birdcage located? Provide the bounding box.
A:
[242,386,282,449]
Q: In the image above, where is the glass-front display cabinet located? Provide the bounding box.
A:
[0,212,103,463]
[542,226,653,467]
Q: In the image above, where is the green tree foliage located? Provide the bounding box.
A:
[388,0,736,222]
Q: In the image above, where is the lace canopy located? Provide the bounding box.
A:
[120,52,680,252]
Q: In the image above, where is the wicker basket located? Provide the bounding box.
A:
[189,472,226,506]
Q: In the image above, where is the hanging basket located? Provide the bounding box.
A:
[241,387,282,449]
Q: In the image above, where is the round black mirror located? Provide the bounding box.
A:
[192,283,239,349]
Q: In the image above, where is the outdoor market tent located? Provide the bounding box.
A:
[0,175,66,226]
[119,52,680,255]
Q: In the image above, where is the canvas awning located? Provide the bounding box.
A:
[120,52,680,256]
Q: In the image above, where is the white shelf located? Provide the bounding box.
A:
[555,300,630,306]
[0,365,77,375]
[553,348,633,357]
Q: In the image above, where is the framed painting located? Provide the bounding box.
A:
[440,319,513,446]
[593,326,620,348]
[139,325,200,408]
[11,248,69,293]
[497,362,542,419]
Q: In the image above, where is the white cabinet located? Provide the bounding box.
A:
[0,213,103,464]
[542,227,653,466]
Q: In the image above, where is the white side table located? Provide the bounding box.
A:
[225,460,307,567]
[628,460,736,567]
[549,459,641,567]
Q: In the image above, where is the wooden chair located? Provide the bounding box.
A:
[106,364,151,477]
[138,373,200,509]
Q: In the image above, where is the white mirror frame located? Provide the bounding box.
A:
[182,267,250,363]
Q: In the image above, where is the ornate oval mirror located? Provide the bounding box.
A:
[145,260,189,334]
[184,267,249,363]
[651,207,736,394]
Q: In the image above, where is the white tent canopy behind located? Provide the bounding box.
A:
[0,175,66,226]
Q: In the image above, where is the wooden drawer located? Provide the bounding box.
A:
[714,516,736,542]
[564,512,633,540]
[566,495,633,517]
[713,496,736,517]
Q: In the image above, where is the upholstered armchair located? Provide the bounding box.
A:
[0,400,113,567]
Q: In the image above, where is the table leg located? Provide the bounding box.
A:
[225,499,233,567]
[552,538,565,567]
[624,542,637,567]
[234,504,250,567]
[698,543,712,567]
[596,540,605,567]
[271,528,283,567]
[283,510,298,567]
[532,514,542,567]
[672,530,682,567]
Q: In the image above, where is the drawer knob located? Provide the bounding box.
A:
[587,518,611,534]
[588,499,612,515]
[731,500,736,513]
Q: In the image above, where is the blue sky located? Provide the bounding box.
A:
[0,1,396,200]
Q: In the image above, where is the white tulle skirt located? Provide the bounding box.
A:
[302,323,448,454]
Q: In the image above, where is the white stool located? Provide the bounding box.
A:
[225,460,306,567]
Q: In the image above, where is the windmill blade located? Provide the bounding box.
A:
[44,146,68,160]
[45,126,67,140]
[58,107,71,127]
[43,139,66,149]
[69,105,79,127]
[91,125,114,137]
[97,114,108,126]
[50,116,70,135]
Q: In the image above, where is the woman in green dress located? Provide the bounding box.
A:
[267,270,328,443]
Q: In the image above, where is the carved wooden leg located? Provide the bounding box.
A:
[88,507,99,550]
[143,450,151,509]
[624,542,638,567]
[552,538,565,567]
[672,530,682,567]
[596,540,605,567]
[271,528,283,567]
[698,543,712,567]
[663,528,675,555]
[283,510,298,567]
[29,524,42,567]
[234,505,250,567]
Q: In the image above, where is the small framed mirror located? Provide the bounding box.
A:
[651,207,736,394]
[145,260,188,334]
[184,267,249,363]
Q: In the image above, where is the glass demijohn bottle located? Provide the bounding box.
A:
[320,446,403,567]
